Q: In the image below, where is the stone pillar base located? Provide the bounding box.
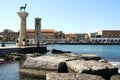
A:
[16,42,29,46]
[16,42,23,46]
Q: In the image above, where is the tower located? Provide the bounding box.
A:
[35,18,41,46]
[17,4,29,46]
[17,12,29,41]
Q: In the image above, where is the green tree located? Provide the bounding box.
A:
[59,31,64,39]
[10,36,17,41]
[54,31,59,39]
[54,31,65,39]
[2,29,14,41]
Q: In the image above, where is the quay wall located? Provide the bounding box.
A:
[53,42,120,45]
[0,46,47,55]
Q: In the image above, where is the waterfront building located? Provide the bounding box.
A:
[27,29,120,44]
[88,30,120,43]
[65,33,88,43]
[26,29,55,44]
[41,29,55,43]
[75,33,88,43]
[65,33,77,43]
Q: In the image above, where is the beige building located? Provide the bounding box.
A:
[26,29,55,44]
[26,29,120,44]
[97,30,120,38]
[65,33,87,43]
[88,30,120,43]
[65,33,76,41]
[75,33,87,42]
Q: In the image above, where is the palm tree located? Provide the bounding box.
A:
[59,31,65,39]
[54,31,65,39]
[54,31,59,39]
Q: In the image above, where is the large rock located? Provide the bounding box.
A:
[20,56,76,77]
[66,60,118,80]
[46,73,105,80]
[51,49,71,54]
[19,68,55,78]
[23,56,74,71]
[110,75,120,80]
[79,53,101,60]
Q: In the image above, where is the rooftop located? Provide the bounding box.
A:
[27,29,55,33]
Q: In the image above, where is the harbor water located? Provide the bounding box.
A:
[1,44,120,80]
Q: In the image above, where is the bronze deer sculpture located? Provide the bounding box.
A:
[20,4,27,11]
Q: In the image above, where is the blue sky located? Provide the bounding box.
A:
[0,0,120,33]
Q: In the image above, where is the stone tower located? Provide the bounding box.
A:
[17,12,29,41]
[35,18,41,46]
[17,4,29,46]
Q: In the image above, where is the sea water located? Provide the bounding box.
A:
[47,45,120,60]
[47,44,120,73]
[0,44,120,80]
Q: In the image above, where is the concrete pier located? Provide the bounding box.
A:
[0,46,47,55]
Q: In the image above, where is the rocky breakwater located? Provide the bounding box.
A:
[79,53,101,60]
[47,73,105,80]
[19,56,75,78]
[20,51,119,80]
[66,60,118,80]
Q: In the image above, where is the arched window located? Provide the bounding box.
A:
[99,39,102,42]
[92,39,94,42]
[103,39,106,42]
[95,39,98,42]
[118,40,120,43]
[111,39,113,43]
[107,39,109,41]
[115,39,118,42]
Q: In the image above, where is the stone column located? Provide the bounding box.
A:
[17,12,29,41]
[35,18,41,46]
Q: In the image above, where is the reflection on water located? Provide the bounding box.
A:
[19,75,45,80]
[0,61,46,80]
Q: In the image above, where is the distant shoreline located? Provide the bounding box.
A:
[2,42,120,45]
[0,42,15,44]
[47,43,120,45]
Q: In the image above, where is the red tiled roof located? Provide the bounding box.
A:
[65,33,75,36]
[27,29,55,33]
[27,29,34,33]
[41,29,55,32]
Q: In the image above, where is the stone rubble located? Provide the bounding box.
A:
[67,60,116,72]
[110,75,120,80]
[23,56,75,71]
[20,53,119,80]
[46,73,105,80]
[66,60,118,79]
[79,53,101,60]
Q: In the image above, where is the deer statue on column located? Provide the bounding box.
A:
[20,4,27,12]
